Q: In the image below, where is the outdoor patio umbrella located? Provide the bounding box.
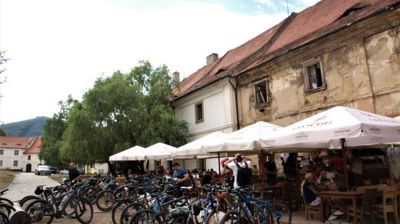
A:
[141,142,176,160]
[109,145,145,161]
[204,121,281,153]
[172,131,228,159]
[260,106,400,149]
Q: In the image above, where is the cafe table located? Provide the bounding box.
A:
[318,190,364,223]
[253,182,284,199]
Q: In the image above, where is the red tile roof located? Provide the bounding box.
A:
[0,136,41,154]
[173,0,400,99]
[25,137,41,154]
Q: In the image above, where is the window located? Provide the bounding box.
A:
[254,80,270,107]
[195,102,204,123]
[28,155,31,160]
[14,150,19,156]
[0,160,2,167]
[304,61,326,92]
[13,160,18,167]
[0,150,3,155]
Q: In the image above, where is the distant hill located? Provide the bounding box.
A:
[0,117,48,137]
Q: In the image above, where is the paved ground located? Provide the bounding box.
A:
[3,173,353,223]
[3,172,59,202]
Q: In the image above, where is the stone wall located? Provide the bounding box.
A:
[237,9,400,127]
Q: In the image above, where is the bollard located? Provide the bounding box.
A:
[9,202,30,224]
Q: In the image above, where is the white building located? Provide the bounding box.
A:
[0,136,43,172]
[172,53,239,171]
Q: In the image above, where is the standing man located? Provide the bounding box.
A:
[68,162,80,182]
[264,154,277,185]
[172,162,191,196]
[224,154,252,188]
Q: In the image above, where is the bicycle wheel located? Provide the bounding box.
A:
[120,203,145,224]
[169,215,189,224]
[19,195,40,210]
[0,198,12,207]
[112,200,129,224]
[0,204,15,220]
[64,197,78,218]
[75,198,93,224]
[96,190,116,212]
[220,211,251,224]
[204,210,225,224]
[130,209,162,224]
[271,203,291,224]
[25,199,54,224]
[82,187,98,204]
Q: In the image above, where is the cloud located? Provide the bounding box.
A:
[0,0,286,123]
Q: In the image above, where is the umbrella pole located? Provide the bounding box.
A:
[217,153,221,175]
[341,139,350,190]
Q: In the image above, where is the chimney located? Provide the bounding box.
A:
[206,53,218,65]
[173,71,180,83]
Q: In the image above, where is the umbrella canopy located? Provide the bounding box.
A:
[172,132,228,159]
[109,145,145,161]
[261,106,400,149]
[204,121,281,153]
[141,142,176,160]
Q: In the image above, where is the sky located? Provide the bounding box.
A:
[0,0,319,124]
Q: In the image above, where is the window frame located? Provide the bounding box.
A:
[254,78,271,108]
[194,101,204,123]
[0,160,2,167]
[13,160,18,167]
[28,155,31,161]
[14,150,19,156]
[0,149,3,155]
[303,59,326,93]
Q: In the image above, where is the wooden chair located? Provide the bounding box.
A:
[347,188,378,224]
[303,196,323,221]
[374,185,399,224]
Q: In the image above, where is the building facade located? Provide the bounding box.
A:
[0,136,43,172]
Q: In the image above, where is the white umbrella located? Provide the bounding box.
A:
[132,143,177,160]
[172,132,228,159]
[261,106,400,149]
[204,121,281,153]
[109,145,145,161]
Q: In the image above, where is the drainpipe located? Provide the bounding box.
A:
[229,78,240,130]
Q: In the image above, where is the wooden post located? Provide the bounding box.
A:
[217,153,221,175]
[341,139,350,190]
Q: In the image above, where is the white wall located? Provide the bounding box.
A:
[0,148,25,170]
[22,154,42,172]
[174,78,238,171]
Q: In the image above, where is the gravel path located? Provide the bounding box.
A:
[3,172,59,202]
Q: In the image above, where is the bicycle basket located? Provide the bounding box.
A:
[169,206,190,217]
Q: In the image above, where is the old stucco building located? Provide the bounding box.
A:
[236,0,400,127]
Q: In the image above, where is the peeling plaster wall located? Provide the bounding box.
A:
[238,10,400,127]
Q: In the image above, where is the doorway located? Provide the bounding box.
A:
[26,164,32,172]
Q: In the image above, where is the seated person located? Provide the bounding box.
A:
[316,168,337,191]
[302,172,321,206]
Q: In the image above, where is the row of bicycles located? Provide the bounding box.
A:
[0,174,292,224]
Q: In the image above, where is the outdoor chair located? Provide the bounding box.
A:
[374,185,399,224]
[302,193,323,221]
[347,188,378,224]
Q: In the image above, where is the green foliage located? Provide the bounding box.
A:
[39,96,77,167]
[59,61,189,164]
[0,128,6,136]
[0,117,48,137]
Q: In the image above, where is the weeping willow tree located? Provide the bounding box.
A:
[60,61,189,173]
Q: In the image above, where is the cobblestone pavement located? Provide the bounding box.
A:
[3,172,59,202]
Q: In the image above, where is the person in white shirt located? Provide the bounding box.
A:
[224,153,252,188]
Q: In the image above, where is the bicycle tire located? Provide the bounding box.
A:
[19,195,40,209]
[75,198,93,224]
[0,198,13,207]
[204,210,225,224]
[112,200,129,224]
[220,211,252,224]
[271,202,291,224]
[95,189,116,212]
[25,199,54,224]
[130,209,162,224]
[0,203,15,219]
[120,203,145,224]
